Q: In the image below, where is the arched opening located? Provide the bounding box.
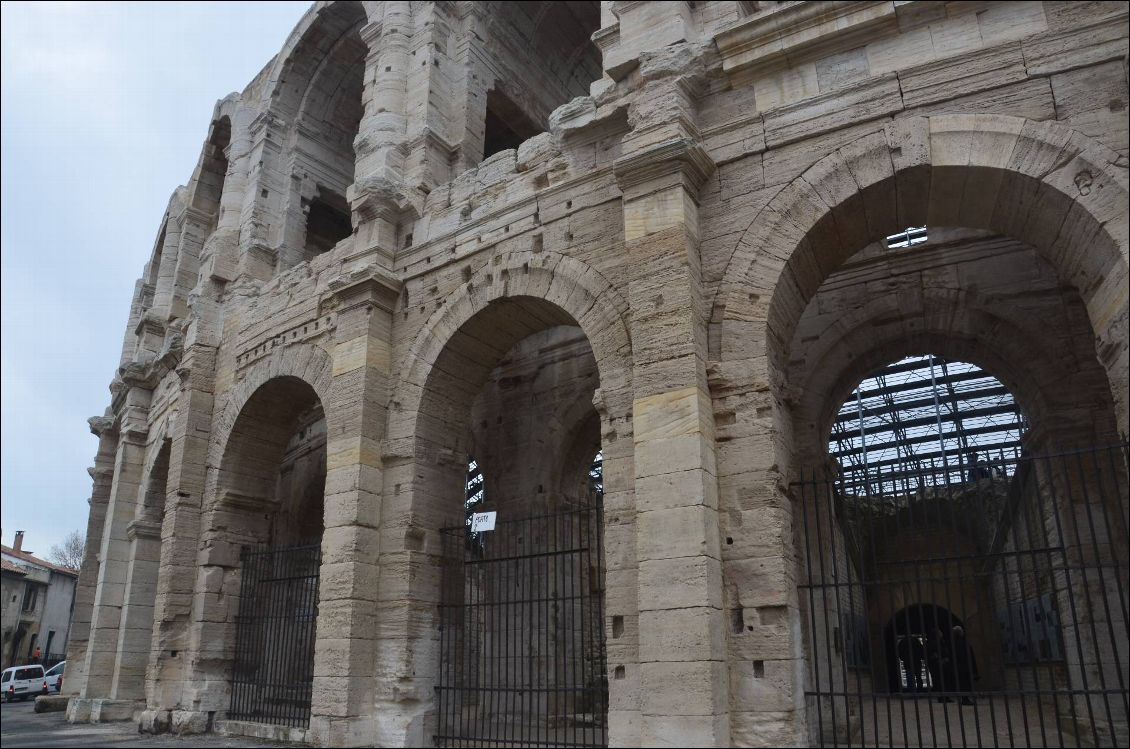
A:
[473,2,602,162]
[882,605,967,695]
[406,300,609,747]
[267,1,367,265]
[781,220,1129,746]
[111,438,170,700]
[206,376,326,729]
[193,115,231,233]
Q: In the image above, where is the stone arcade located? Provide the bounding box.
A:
[64,1,1128,747]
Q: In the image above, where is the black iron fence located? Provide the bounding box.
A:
[435,503,609,747]
[229,542,321,729]
[797,443,1129,747]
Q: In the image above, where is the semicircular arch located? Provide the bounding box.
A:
[711,114,1128,429]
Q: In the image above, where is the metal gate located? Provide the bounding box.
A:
[797,443,1129,747]
[435,504,609,747]
[229,542,321,729]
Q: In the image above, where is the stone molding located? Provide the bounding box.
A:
[613,137,716,199]
[126,519,162,541]
[715,1,899,81]
[327,267,402,315]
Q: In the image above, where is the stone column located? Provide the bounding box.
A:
[237,113,289,280]
[142,347,216,721]
[614,134,730,746]
[78,390,151,702]
[111,518,161,700]
[63,421,118,704]
[151,210,185,320]
[307,269,399,747]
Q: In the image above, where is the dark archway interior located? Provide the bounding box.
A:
[883,604,967,693]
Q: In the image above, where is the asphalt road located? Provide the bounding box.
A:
[0,699,296,748]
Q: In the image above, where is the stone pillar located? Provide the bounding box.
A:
[78,391,151,701]
[111,518,161,700]
[348,5,419,272]
[167,207,213,322]
[237,113,288,280]
[151,211,184,319]
[615,133,730,746]
[307,269,399,747]
[142,352,215,719]
[63,420,118,703]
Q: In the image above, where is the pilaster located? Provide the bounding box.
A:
[80,396,150,698]
[307,268,400,747]
[615,132,730,747]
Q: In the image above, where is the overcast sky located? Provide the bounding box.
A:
[1,1,310,557]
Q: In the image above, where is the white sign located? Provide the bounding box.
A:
[470,511,497,533]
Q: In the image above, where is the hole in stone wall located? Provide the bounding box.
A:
[303,187,352,258]
[612,615,624,638]
[885,226,928,250]
[614,665,625,680]
[483,89,543,159]
[753,660,765,678]
[475,2,600,164]
[731,606,745,634]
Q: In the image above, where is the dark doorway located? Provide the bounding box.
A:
[883,604,966,693]
[435,501,608,747]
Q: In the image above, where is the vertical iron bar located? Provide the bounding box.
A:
[1064,449,1118,742]
[812,467,839,747]
[1037,451,1100,748]
[800,474,825,746]
[1077,447,1129,719]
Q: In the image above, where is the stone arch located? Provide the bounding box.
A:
[790,290,1119,464]
[391,250,632,434]
[711,114,1129,433]
[209,342,333,471]
[374,250,631,744]
[258,1,371,125]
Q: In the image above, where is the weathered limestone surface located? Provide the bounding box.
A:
[68,2,1128,747]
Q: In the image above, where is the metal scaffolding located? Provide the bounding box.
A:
[830,356,1026,489]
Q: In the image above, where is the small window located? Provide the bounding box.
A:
[2,671,11,683]
[21,586,37,612]
[303,187,352,257]
[15,667,41,680]
[483,89,542,160]
[886,226,927,249]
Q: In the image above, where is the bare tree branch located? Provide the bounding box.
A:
[48,530,85,570]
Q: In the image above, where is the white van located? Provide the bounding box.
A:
[44,661,66,693]
[1,664,47,702]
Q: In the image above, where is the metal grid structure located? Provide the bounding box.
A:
[830,356,1026,493]
[435,503,609,748]
[229,542,321,729]
[796,443,1129,747]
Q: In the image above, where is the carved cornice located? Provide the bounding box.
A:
[88,414,115,437]
[613,137,716,197]
[126,519,162,541]
[327,267,402,315]
[715,0,899,82]
[350,174,420,224]
[219,491,274,513]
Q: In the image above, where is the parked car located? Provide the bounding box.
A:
[44,661,65,693]
[1,664,47,702]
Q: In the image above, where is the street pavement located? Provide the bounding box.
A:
[0,699,299,748]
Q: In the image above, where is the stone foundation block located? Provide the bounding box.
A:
[138,708,172,734]
[216,719,309,744]
[34,695,69,713]
[66,697,92,723]
[90,698,141,722]
[170,709,210,734]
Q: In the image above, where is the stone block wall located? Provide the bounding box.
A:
[65,2,1128,746]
